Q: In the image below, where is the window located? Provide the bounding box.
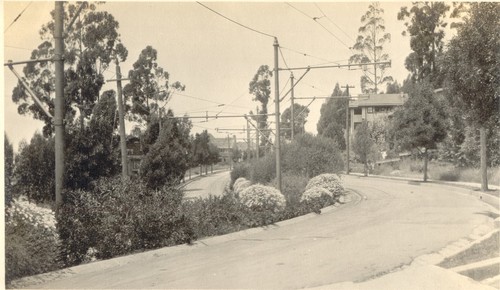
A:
[367,107,373,113]
[353,107,362,115]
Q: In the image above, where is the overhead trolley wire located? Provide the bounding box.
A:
[197,2,276,39]
[313,3,355,43]
[4,2,32,33]
[285,2,350,50]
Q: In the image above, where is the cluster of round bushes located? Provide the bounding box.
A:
[233,173,344,216]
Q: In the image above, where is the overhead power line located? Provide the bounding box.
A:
[4,2,32,33]
[285,2,350,50]
[197,2,276,39]
[314,3,355,42]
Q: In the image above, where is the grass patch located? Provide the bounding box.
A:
[439,231,499,269]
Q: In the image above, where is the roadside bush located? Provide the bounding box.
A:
[282,133,344,177]
[58,177,194,266]
[240,184,286,225]
[250,154,276,184]
[436,170,460,181]
[300,187,336,214]
[305,173,345,201]
[271,173,308,206]
[5,197,61,283]
[233,177,252,195]
[230,162,251,188]
[183,193,251,238]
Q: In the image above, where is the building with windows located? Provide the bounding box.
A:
[348,93,407,134]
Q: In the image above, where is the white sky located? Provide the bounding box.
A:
[2,1,457,152]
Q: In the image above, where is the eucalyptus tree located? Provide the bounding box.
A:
[123,46,185,125]
[317,83,347,150]
[11,2,127,134]
[349,2,392,94]
[398,2,450,86]
[443,2,500,191]
[281,103,309,140]
[249,65,273,148]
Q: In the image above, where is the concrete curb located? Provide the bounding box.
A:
[348,172,500,210]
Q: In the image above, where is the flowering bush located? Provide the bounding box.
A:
[301,186,334,202]
[5,196,61,283]
[233,177,252,195]
[305,173,344,199]
[240,184,286,213]
[300,187,337,214]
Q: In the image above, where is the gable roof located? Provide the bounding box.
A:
[349,93,407,108]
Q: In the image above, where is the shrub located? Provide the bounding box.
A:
[250,154,276,184]
[437,170,460,181]
[230,163,251,188]
[305,173,345,201]
[271,173,308,206]
[300,187,336,214]
[233,177,252,195]
[183,193,250,238]
[282,133,344,178]
[58,177,194,266]
[240,184,286,212]
[5,197,61,283]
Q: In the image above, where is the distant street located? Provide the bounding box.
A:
[14,175,497,289]
[183,170,230,199]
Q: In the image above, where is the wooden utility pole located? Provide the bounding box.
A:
[290,72,295,140]
[274,38,282,192]
[246,119,251,163]
[54,1,65,214]
[227,134,232,170]
[342,84,355,175]
[115,59,129,179]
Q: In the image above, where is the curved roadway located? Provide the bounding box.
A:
[13,175,497,289]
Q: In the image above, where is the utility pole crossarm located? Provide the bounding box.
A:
[278,60,391,71]
[279,68,310,102]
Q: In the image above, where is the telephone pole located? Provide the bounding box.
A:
[274,37,282,192]
[341,84,355,175]
[115,59,129,179]
[54,2,65,214]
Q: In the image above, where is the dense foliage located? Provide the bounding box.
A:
[5,197,61,283]
[57,177,194,266]
[316,83,348,150]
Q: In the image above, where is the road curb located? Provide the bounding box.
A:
[348,172,500,210]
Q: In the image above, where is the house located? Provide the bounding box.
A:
[349,93,407,135]
[209,134,250,162]
[126,136,143,175]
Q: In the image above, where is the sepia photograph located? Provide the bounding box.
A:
[3,1,499,289]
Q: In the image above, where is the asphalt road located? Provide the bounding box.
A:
[14,175,497,289]
[182,170,230,199]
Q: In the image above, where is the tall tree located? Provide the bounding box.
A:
[317,83,347,149]
[390,81,448,181]
[11,3,127,134]
[385,80,402,94]
[398,2,450,86]
[443,2,500,191]
[350,2,392,94]
[352,120,376,176]
[249,65,273,148]
[281,103,309,140]
[123,46,185,124]
[140,110,192,189]
[65,90,120,190]
[14,133,55,202]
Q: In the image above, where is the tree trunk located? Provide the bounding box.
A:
[364,158,368,177]
[205,164,208,175]
[423,148,428,182]
[200,164,202,176]
[480,127,488,191]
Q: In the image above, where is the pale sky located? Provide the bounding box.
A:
[3,1,455,152]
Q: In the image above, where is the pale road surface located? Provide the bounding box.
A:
[182,170,230,199]
[14,175,497,289]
